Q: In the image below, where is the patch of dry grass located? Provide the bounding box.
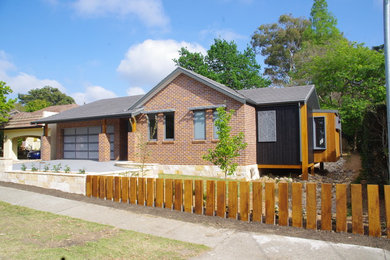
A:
[0,201,208,259]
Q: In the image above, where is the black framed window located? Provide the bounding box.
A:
[313,117,326,149]
[148,114,157,140]
[164,112,174,140]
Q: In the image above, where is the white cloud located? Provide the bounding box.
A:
[200,28,246,42]
[127,86,145,96]
[117,39,206,89]
[72,0,169,28]
[72,85,117,104]
[0,51,65,95]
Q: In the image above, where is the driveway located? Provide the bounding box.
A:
[12,159,133,174]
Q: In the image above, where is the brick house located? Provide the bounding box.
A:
[33,67,341,179]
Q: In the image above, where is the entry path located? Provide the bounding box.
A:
[0,186,388,260]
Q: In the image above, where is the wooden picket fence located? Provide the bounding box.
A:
[86,175,390,238]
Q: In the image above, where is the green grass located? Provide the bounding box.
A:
[0,201,209,259]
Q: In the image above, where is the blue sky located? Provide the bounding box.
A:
[0,0,384,104]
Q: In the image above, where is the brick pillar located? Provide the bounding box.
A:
[127,132,140,162]
[41,136,51,161]
[99,133,110,162]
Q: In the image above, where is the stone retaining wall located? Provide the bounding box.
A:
[0,170,87,195]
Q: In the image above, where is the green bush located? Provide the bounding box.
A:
[358,104,389,185]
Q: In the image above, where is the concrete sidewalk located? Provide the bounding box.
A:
[0,185,388,260]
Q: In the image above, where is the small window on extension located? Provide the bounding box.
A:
[313,117,326,149]
[258,110,276,142]
[165,112,174,140]
[148,113,158,140]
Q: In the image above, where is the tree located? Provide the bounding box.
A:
[251,14,311,86]
[203,107,247,178]
[18,86,75,111]
[174,39,270,89]
[305,0,341,44]
[0,81,16,124]
[293,40,385,149]
[24,99,52,112]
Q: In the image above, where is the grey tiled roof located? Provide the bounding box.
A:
[33,95,144,124]
[238,85,315,105]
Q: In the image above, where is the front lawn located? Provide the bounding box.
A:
[0,201,208,259]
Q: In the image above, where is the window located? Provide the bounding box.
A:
[164,112,174,140]
[148,114,157,140]
[194,111,206,140]
[213,110,219,139]
[313,117,326,149]
[258,110,276,142]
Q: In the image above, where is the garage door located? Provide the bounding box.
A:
[63,126,114,160]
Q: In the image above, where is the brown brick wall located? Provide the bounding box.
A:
[56,118,121,160]
[41,136,51,161]
[98,133,111,161]
[133,74,257,166]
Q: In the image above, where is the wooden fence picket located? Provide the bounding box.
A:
[306,183,317,230]
[336,184,347,232]
[174,179,183,211]
[146,178,155,207]
[155,178,164,208]
[138,178,145,205]
[292,182,303,227]
[206,180,215,216]
[86,175,92,197]
[121,177,129,203]
[265,182,275,225]
[228,181,238,219]
[165,179,173,209]
[184,180,193,213]
[278,182,288,226]
[217,181,226,218]
[106,176,113,201]
[129,177,137,204]
[367,185,381,237]
[194,180,203,214]
[114,176,121,202]
[351,184,363,234]
[321,183,332,231]
[240,182,249,222]
[384,185,390,238]
[252,181,263,222]
[99,176,105,199]
[92,175,98,198]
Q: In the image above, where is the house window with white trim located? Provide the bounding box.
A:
[194,111,206,140]
[313,116,326,149]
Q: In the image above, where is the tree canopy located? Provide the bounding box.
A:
[0,81,16,124]
[294,40,385,149]
[305,0,341,44]
[251,14,311,86]
[174,39,270,90]
[18,86,75,112]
